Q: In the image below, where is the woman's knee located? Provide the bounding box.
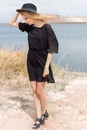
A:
[32,87,37,94]
[36,83,45,96]
[31,81,37,94]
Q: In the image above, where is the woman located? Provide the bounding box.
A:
[9,3,58,129]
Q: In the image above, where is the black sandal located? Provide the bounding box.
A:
[40,114,45,125]
[32,118,41,129]
[40,110,49,125]
[43,110,49,119]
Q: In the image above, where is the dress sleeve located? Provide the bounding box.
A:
[47,24,59,53]
[18,22,33,33]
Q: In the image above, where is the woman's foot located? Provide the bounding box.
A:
[33,110,49,128]
[40,114,45,125]
[32,118,41,129]
[40,110,49,125]
[43,110,49,119]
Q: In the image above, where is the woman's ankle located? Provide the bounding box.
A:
[42,109,46,114]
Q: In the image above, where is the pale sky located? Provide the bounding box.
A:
[0,0,87,22]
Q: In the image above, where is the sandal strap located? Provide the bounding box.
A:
[43,110,49,118]
[35,121,40,124]
[33,118,41,129]
[41,114,45,119]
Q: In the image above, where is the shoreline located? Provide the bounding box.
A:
[0,70,87,130]
[0,49,87,81]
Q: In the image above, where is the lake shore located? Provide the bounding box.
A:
[0,69,87,130]
[0,49,87,130]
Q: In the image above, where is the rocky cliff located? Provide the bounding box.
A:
[47,14,87,23]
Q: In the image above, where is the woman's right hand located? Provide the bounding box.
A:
[9,12,19,28]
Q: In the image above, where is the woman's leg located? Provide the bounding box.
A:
[36,82,46,114]
[31,81,48,128]
[31,81,42,118]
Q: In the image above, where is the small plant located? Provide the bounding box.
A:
[59,84,66,91]
[0,48,27,79]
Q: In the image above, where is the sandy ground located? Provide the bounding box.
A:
[0,77,87,130]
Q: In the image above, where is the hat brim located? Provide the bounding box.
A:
[16,9,37,13]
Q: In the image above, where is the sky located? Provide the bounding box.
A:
[0,0,87,22]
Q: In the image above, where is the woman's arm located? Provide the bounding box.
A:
[43,53,53,77]
[9,12,19,28]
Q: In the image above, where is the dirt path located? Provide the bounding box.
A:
[0,77,87,130]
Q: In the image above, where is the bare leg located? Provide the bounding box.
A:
[31,81,42,118]
[36,82,46,114]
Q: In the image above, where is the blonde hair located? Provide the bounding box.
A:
[20,11,53,22]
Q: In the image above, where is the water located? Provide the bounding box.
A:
[0,23,87,72]
[0,24,28,50]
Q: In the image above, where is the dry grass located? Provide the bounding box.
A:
[0,48,27,79]
[0,48,87,91]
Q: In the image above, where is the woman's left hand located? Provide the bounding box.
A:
[42,67,49,77]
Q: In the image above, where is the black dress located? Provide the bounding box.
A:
[19,23,59,83]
